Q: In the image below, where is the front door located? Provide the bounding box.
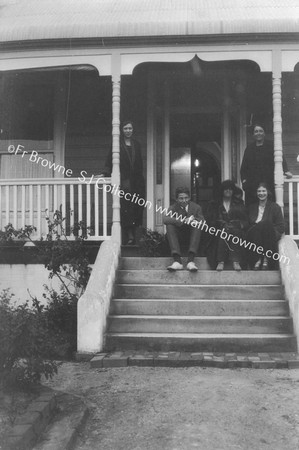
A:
[169,112,222,214]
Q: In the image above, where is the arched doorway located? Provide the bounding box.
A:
[170,113,221,213]
[135,58,261,231]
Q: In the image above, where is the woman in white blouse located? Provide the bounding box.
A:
[246,182,285,270]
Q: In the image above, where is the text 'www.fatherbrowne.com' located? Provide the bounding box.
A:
[9,144,289,265]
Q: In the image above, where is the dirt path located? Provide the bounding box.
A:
[43,363,299,450]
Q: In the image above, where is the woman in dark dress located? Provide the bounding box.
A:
[206,180,248,271]
[240,124,292,206]
[103,121,145,244]
[246,182,285,270]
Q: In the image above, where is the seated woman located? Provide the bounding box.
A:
[206,180,248,271]
[246,182,285,270]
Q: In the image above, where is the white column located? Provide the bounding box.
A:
[111,55,121,243]
[272,51,284,208]
[222,79,231,180]
[146,71,155,230]
[53,72,67,174]
[163,79,170,211]
[237,81,247,186]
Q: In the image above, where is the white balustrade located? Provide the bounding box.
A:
[0,177,112,240]
[2,176,297,241]
[285,177,299,239]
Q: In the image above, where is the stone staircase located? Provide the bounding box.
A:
[104,257,297,353]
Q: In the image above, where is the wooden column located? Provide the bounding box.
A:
[222,79,231,180]
[237,80,247,186]
[111,55,121,243]
[163,78,170,211]
[272,51,284,209]
[53,72,68,176]
[146,70,155,230]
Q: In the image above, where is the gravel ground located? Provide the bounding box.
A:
[43,362,299,450]
[0,389,38,448]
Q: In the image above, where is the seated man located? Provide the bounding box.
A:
[163,186,204,272]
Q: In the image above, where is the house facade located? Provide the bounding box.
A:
[1,0,299,242]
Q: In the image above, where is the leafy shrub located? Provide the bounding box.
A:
[42,287,78,359]
[0,210,92,387]
[139,228,169,256]
[15,210,91,298]
[0,223,23,245]
[0,290,57,388]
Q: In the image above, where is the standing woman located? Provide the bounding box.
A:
[103,120,145,244]
[246,182,285,270]
[240,124,292,206]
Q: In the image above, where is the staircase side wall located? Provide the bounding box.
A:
[77,239,120,353]
[279,235,299,348]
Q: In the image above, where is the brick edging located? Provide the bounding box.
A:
[6,391,57,450]
[90,352,299,369]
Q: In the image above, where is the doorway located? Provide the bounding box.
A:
[170,113,222,213]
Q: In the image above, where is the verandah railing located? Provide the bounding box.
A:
[285,177,299,240]
[0,177,112,240]
[0,177,298,241]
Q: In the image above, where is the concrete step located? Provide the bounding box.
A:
[108,315,293,334]
[108,256,296,355]
[121,245,141,258]
[119,257,211,270]
[117,270,281,285]
[105,333,297,353]
[111,299,289,317]
[115,284,284,300]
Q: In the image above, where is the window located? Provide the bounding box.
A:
[0,73,54,178]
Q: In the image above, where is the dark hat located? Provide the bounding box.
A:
[220,179,236,193]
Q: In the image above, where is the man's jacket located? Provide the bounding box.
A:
[163,201,204,227]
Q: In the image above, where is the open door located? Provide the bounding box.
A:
[169,113,222,213]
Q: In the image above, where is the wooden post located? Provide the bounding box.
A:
[222,78,231,180]
[146,70,155,230]
[163,78,170,211]
[111,54,121,243]
[272,51,284,209]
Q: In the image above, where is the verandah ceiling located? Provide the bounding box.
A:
[0,0,299,43]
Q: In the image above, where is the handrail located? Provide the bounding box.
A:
[279,236,299,348]
[284,177,299,239]
[77,236,121,353]
[0,177,111,186]
[284,176,299,182]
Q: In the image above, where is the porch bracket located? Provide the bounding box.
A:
[272,50,284,209]
[0,53,112,75]
[120,49,271,75]
[111,54,121,244]
[281,50,299,72]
